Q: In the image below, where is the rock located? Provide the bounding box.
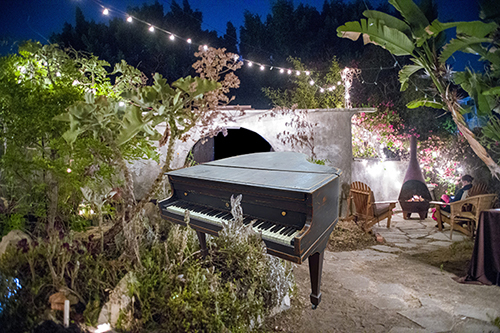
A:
[97,272,137,330]
[0,229,30,259]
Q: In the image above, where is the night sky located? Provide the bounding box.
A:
[1,0,479,50]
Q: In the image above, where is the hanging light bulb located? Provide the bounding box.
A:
[280,69,284,73]
[287,69,292,75]
[187,38,192,44]
[118,101,125,107]
[337,81,341,85]
[305,71,310,75]
[203,45,208,51]
[320,88,325,93]
[169,34,175,41]
[248,62,253,67]
[332,85,336,90]
[296,71,300,76]
[149,26,155,32]
[127,16,133,23]
[103,8,109,15]
[260,65,265,70]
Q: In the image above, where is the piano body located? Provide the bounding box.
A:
[159,151,341,308]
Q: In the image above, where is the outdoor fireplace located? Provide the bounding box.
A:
[398,136,431,219]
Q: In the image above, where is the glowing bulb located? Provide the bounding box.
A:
[149,26,155,32]
[260,65,265,70]
[296,71,300,76]
[56,72,61,77]
[127,16,133,23]
[234,54,239,61]
[328,87,333,91]
[187,38,192,44]
[305,71,310,75]
[168,34,174,41]
[320,88,325,93]
[287,69,292,75]
[66,168,72,173]
[309,80,314,85]
[332,85,336,90]
[103,8,109,15]
[248,62,253,67]
[337,81,341,85]
[118,101,125,107]
[280,69,284,73]
[203,45,208,51]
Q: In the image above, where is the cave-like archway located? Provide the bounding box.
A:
[189,128,273,165]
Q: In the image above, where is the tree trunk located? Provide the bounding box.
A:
[445,96,500,179]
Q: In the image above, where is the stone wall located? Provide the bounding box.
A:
[129,108,377,203]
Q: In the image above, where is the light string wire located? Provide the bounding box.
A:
[84,0,417,105]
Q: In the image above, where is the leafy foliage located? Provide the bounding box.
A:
[338,0,500,178]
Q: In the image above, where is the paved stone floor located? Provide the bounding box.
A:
[291,212,500,333]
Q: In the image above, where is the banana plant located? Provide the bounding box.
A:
[337,0,500,178]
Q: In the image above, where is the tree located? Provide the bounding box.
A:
[337,0,500,178]
[263,56,344,108]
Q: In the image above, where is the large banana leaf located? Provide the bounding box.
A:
[440,36,492,63]
[406,98,445,109]
[427,20,497,38]
[483,116,500,142]
[388,0,429,38]
[399,64,423,91]
[337,18,415,56]
[454,71,496,116]
[363,10,410,34]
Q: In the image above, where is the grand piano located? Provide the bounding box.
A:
[159,151,341,308]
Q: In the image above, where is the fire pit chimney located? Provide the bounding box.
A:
[398,136,431,219]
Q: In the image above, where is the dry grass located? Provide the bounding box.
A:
[327,218,378,252]
[409,239,475,276]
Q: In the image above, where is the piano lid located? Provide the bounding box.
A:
[168,152,342,193]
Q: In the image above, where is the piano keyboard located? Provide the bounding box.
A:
[165,201,300,247]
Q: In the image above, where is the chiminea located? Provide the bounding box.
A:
[398,136,431,219]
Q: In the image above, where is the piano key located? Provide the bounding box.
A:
[165,201,299,246]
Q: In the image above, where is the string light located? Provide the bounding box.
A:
[85,0,357,104]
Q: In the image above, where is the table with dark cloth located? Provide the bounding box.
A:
[457,209,500,286]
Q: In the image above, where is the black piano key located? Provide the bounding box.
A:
[253,220,265,228]
[271,224,284,232]
[243,217,253,225]
[286,228,298,236]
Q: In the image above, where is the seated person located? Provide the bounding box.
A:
[441,174,474,213]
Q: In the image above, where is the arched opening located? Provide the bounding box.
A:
[188,128,273,165]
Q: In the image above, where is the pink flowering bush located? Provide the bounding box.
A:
[352,107,471,197]
[352,106,412,159]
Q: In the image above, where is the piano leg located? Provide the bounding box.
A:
[196,231,209,257]
[308,250,324,309]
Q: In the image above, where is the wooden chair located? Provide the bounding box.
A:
[434,193,497,239]
[345,181,397,233]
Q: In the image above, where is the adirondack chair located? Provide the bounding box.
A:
[345,181,397,232]
[434,192,497,239]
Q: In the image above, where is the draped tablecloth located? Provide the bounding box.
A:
[457,209,500,286]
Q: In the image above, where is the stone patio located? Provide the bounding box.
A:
[289,212,500,332]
